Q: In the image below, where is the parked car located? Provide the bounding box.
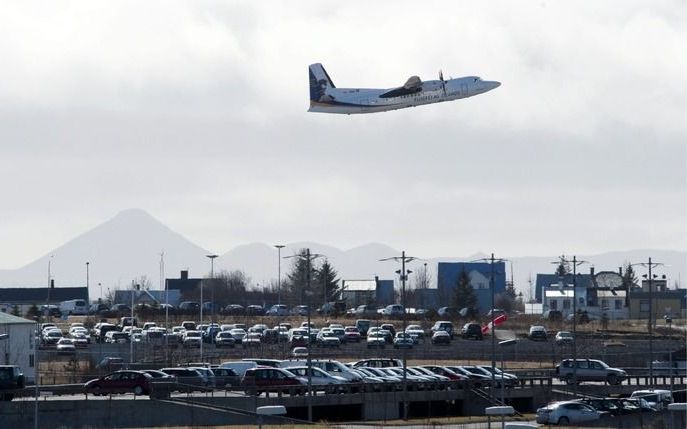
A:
[421,365,468,381]
[366,332,386,349]
[266,304,289,316]
[437,307,460,318]
[316,330,341,348]
[405,325,425,342]
[528,325,548,341]
[159,367,206,391]
[393,332,414,349]
[461,322,483,340]
[246,305,265,316]
[283,366,347,390]
[355,319,372,337]
[56,338,76,354]
[215,331,236,348]
[223,304,244,315]
[219,361,257,377]
[290,305,309,316]
[178,301,200,312]
[351,358,402,368]
[536,400,604,425]
[292,346,309,358]
[105,331,129,344]
[349,305,377,317]
[182,331,202,348]
[432,321,455,339]
[211,367,240,388]
[431,330,451,345]
[42,329,63,345]
[542,310,563,322]
[343,326,361,343]
[555,330,574,345]
[630,389,673,410]
[84,370,152,396]
[0,365,25,401]
[555,359,627,385]
[381,304,405,317]
[242,333,262,348]
[241,367,306,395]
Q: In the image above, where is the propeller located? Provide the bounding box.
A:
[439,70,447,96]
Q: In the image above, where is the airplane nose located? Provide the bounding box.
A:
[488,81,501,90]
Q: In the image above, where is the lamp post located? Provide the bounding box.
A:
[499,339,517,429]
[86,262,90,297]
[284,248,324,422]
[274,245,285,306]
[381,251,417,421]
[206,254,218,324]
[204,254,219,360]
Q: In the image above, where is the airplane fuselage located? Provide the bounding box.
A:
[308,76,500,114]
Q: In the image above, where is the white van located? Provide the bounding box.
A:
[59,299,88,315]
[630,389,673,410]
[219,361,257,377]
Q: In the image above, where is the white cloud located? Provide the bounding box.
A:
[0,0,684,268]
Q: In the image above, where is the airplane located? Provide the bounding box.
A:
[308,63,500,114]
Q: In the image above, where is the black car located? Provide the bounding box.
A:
[223,304,245,315]
[246,305,265,316]
[461,323,484,340]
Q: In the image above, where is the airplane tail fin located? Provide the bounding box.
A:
[309,63,336,101]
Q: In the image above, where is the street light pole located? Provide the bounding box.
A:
[206,254,218,324]
[86,262,90,298]
[284,248,324,422]
[274,245,285,306]
[203,254,218,361]
[381,251,417,421]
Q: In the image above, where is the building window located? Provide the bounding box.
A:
[615,299,623,310]
[639,300,649,312]
[601,299,608,309]
[29,354,34,368]
[563,299,571,310]
[550,300,558,310]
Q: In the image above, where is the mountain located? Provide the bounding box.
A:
[0,209,684,300]
[0,209,210,296]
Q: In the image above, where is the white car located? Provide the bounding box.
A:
[284,366,348,387]
[405,325,425,342]
[182,330,202,348]
[555,331,574,345]
[536,401,604,425]
[366,332,386,349]
[266,304,289,316]
[381,304,405,316]
[56,338,76,354]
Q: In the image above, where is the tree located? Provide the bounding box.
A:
[452,270,477,312]
[495,293,514,313]
[284,249,316,306]
[11,305,20,317]
[505,281,517,300]
[314,259,340,304]
[555,255,571,277]
[26,303,40,320]
[413,264,432,290]
[621,262,638,289]
[189,270,249,304]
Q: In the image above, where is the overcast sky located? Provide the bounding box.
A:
[0,0,685,269]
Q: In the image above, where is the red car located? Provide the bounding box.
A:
[84,370,152,396]
[241,367,306,395]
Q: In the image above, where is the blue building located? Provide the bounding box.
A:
[437,262,506,313]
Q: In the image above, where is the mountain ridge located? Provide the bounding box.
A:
[0,209,684,301]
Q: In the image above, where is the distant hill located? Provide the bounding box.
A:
[0,209,684,300]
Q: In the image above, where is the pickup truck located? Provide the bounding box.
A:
[0,365,25,401]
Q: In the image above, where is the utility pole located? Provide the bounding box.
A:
[553,255,587,395]
[381,251,417,421]
[632,257,663,386]
[472,253,508,396]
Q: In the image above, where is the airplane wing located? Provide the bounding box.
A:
[379,75,423,98]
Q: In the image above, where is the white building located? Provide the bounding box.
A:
[0,312,37,383]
